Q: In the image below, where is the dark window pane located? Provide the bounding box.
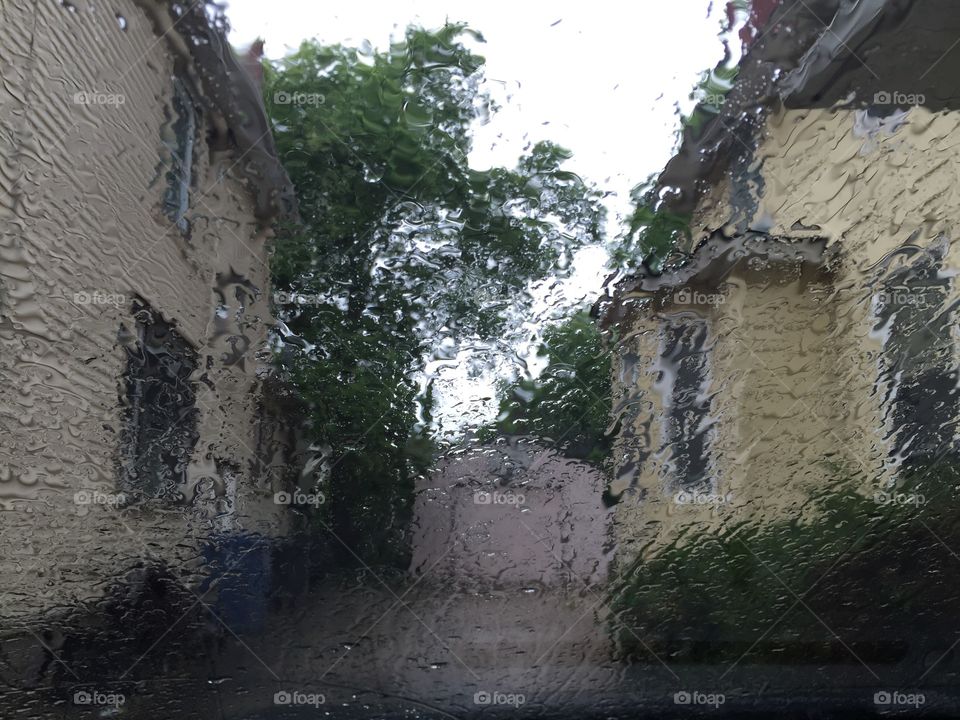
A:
[161,76,195,234]
[876,257,959,463]
[119,301,199,499]
[662,318,712,488]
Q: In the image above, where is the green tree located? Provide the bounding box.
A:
[610,459,960,663]
[488,312,613,465]
[264,25,605,566]
[680,64,738,139]
[610,179,691,276]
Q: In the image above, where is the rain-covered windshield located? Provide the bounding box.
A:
[2,1,959,718]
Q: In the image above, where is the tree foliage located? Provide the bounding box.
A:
[488,312,613,465]
[610,459,960,663]
[611,180,691,275]
[264,25,605,565]
[680,64,739,139]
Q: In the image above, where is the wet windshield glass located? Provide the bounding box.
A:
[1,1,959,718]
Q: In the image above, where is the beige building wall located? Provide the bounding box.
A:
[411,438,610,589]
[0,0,288,619]
[613,105,960,560]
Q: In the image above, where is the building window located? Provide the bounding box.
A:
[875,256,959,464]
[660,318,713,490]
[119,301,200,499]
[161,76,196,234]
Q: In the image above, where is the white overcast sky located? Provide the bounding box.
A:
[225,0,733,434]
[226,0,730,224]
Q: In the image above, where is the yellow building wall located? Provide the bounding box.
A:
[0,0,285,619]
[614,105,960,559]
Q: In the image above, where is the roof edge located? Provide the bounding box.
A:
[132,0,299,225]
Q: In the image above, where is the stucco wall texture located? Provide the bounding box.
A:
[613,106,960,559]
[0,0,285,618]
